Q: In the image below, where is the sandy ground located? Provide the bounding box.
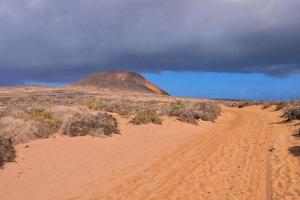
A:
[0,106,299,200]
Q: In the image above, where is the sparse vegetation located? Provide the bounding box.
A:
[63,112,119,136]
[102,100,136,117]
[86,99,222,125]
[164,101,221,124]
[0,136,16,167]
[130,109,163,125]
[86,99,164,119]
[86,99,137,117]
[0,88,224,145]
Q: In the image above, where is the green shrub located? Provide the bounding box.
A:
[63,112,120,136]
[130,110,163,125]
[0,136,15,167]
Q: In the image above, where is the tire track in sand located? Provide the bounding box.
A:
[95,106,276,200]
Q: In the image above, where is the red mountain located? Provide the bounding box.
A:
[71,71,169,95]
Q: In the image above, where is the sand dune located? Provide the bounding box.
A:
[0,106,299,200]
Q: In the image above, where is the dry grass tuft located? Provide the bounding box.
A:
[0,136,16,167]
[63,112,120,137]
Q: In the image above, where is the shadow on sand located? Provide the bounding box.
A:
[292,130,300,138]
[288,146,300,156]
[270,120,290,125]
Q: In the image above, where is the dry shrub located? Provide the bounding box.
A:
[17,108,62,139]
[0,117,37,144]
[223,101,246,108]
[164,101,221,124]
[176,111,198,124]
[282,106,300,121]
[102,100,135,117]
[0,136,16,167]
[0,107,62,144]
[63,112,120,136]
[237,101,252,108]
[86,99,103,110]
[130,109,163,125]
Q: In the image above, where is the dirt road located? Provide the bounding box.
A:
[0,106,299,200]
[98,106,299,200]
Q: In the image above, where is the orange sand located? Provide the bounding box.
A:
[0,106,299,200]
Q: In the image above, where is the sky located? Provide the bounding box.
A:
[143,72,300,100]
[0,0,300,99]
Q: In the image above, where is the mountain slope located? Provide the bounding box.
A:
[71,71,169,95]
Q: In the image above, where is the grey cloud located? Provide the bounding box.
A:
[0,0,300,84]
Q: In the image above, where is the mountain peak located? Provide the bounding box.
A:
[71,71,169,95]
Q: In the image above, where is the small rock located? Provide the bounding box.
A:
[268,147,275,152]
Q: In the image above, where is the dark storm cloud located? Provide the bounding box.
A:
[0,0,300,84]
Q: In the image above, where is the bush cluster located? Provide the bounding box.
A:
[282,106,300,121]
[164,101,221,124]
[63,112,120,136]
[129,109,163,125]
[17,108,62,139]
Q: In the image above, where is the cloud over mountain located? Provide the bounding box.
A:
[1,0,300,84]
